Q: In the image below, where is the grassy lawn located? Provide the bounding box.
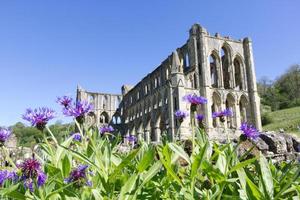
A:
[263,106,300,137]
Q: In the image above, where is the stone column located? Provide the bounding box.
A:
[197,26,213,131]
[243,38,262,130]
[144,129,150,143]
[154,127,161,142]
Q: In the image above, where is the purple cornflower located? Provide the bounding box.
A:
[63,100,93,123]
[174,110,188,120]
[196,114,204,121]
[212,108,233,118]
[64,165,92,187]
[22,107,55,131]
[0,170,16,187]
[0,128,12,146]
[70,132,82,142]
[18,158,47,192]
[240,122,260,140]
[99,125,114,135]
[183,94,207,106]
[126,135,137,143]
[57,96,73,108]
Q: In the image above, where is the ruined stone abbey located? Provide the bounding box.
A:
[77,23,262,141]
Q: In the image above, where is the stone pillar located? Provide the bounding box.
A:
[197,26,213,131]
[243,38,262,130]
[154,127,161,142]
[144,129,150,143]
[235,101,241,129]
[167,81,175,141]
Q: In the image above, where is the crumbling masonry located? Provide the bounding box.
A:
[77,24,262,142]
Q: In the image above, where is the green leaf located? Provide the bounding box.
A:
[110,149,139,181]
[168,143,191,165]
[259,152,274,198]
[119,174,138,200]
[246,177,265,200]
[229,157,256,174]
[191,142,208,179]
[137,147,155,172]
[62,155,71,177]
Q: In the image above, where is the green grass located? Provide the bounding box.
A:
[263,106,300,136]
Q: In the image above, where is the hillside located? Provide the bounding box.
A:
[263,106,300,136]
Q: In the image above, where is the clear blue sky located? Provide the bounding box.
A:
[1,0,299,126]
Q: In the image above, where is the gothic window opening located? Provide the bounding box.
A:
[239,95,251,124]
[234,58,243,90]
[225,94,236,128]
[184,53,190,68]
[221,47,231,89]
[209,54,218,88]
[100,112,109,124]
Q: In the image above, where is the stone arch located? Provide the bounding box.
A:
[221,44,232,89]
[152,111,161,142]
[143,115,151,142]
[86,112,96,126]
[225,93,236,128]
[233,55,245,90]
[209,51,220,88]
[100,111,109,124]
[239,94,251,123]
[211,92,222,127]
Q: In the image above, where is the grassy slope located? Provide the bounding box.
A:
[263,106,300,136]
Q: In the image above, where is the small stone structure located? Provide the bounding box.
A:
[77,23,262,142]
[238,132,300,162]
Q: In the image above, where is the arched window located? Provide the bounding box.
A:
[225,94,236,128]
[239,95,251,123]
[221,47,231,89]
[212,92,221,128]
[234,58,243,90]
[100,112,109,124]
[209,54,218,88]
[184,53,190,68]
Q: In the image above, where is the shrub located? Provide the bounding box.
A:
[261,112,273,126]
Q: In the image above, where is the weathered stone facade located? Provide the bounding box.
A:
[77,24,262,142]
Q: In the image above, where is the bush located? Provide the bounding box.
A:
[261,112,273,126]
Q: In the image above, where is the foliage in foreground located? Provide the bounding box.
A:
[1,125,299,200]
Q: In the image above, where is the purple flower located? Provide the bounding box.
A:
[212,108,233,118]
[57,96,73,108]
[196,114,204,121]
[22,107,55,131]
[0,128,12,145]
[0,170,16,187]
[183,94,207,105]
[99,125,114,134]
[63,101,93,123]
[18,158,47,191]
[70,132,82,142]
[37,171,47,187]
[174,110,188,120]
[126,135,137,143]
[240,122,260,140]
[64,165,91,187]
